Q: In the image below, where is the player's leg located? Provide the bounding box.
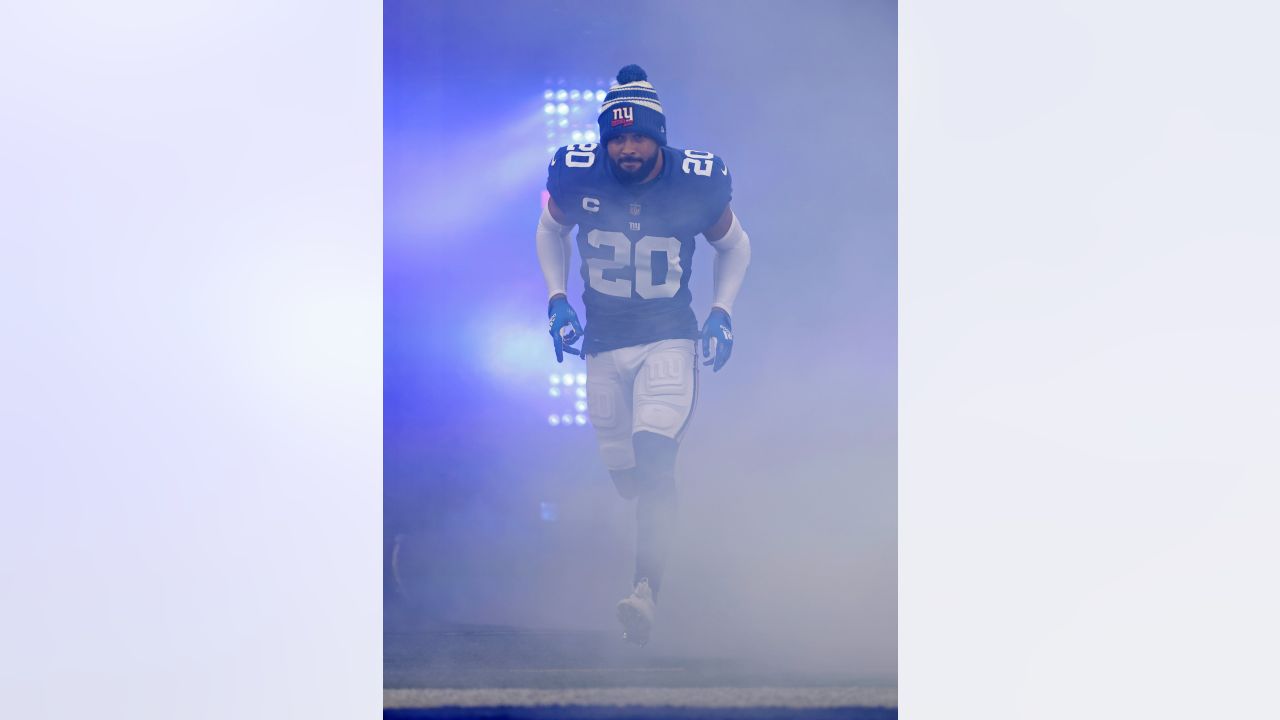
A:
[615,340,696,645]
[588,346,650,645]
[632,430,678,597]
[584,349,639,496]
[630,339,698,600]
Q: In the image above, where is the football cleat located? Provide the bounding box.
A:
[616,578,656,646]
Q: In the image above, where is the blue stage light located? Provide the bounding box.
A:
[549,387,561,398]
[596,90,607,102]
[544,89,554,100]
[571,130,583,142]
[576,387,587,398]
[574,414,587,426]
[561,373,575,386]
[575,400,587,412]
[569,90,580,100]
[548,415,561,426]
[549,374,560,385]
[558,118,569,128]
[556,89,568,101]
[544,103,555,114]
[561,414,573,425]
[576,373,587,385]
[556,103,569,115]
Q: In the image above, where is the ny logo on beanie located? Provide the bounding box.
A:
[611,107,634,127]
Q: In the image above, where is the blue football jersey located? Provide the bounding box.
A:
[546,143,732,354]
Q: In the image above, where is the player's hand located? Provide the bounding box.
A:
[548,294,584,363]
[700,307,733,372]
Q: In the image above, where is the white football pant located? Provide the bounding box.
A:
[585,338,698,471]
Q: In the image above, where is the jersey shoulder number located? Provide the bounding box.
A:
[547,144,603,207]
[670,146,732,227]
[550,143,601,171]
[676,147,720,177]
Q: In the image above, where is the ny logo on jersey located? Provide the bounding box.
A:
[611,107,634,127]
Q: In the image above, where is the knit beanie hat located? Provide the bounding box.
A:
[597,64,667,147]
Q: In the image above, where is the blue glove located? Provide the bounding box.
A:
[548,294,584,363]
[700,307,734,372]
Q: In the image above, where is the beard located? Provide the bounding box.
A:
[610,152,659,185]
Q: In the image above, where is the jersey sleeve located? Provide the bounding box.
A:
[699,154,733,231]
[546,145,599,225]
[545,146,571,213]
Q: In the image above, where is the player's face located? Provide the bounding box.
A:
[607,133,660,184]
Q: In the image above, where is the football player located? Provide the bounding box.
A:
[536,65,751,646]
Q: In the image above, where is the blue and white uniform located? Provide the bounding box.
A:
[546,142,732,470]
[546,143,732,356]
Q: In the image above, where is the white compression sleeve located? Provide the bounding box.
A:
[535,205,574,300]
[708,212,751,315]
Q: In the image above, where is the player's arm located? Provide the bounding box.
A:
[547,195,571,226]
[699,203,750,371]
[702,204,750,316]
[537,194,583,361]
[537,195,575,301]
